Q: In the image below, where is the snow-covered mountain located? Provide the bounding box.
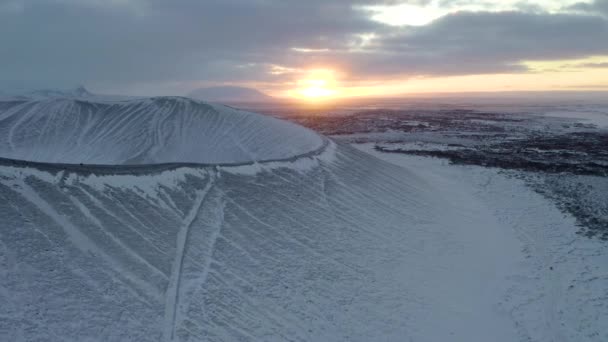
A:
[0,94,606,341]
[188,86,273,102]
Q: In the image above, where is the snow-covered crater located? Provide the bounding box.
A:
[0,96,323,165]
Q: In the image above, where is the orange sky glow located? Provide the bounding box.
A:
[274,55,608,101]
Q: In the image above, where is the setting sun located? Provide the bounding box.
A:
[298,86,336,98]
[292,69,339,100]
[298,79,336,99]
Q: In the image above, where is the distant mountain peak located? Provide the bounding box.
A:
[72,85,92,97]
[188,86,273,103]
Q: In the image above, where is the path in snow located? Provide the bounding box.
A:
[164,172,216,342]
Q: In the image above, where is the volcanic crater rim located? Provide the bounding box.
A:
[0,95,324,166]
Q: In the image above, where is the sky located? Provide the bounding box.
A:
[1,0,608,100]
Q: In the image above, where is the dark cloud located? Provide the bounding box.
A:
[285,11,608,79]
[579,62,608,68]
[368,11,608,73]
[0,0,386,90]
[569,0,608,15]
[1,1,607,94]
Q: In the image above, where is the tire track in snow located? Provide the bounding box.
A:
[189,197,225,317]
[163,171,216,342]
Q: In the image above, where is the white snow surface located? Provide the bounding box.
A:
[0,96,323,164]
[0,96,606,341]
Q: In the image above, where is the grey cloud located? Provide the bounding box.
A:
[1,1,607,94]
[579,62,608,68]
[569,0,608,15]
[340,11,608,77]
[269,11,608,80]
[0,0,386,90]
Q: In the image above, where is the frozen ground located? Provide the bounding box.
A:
[545,110,608,129]
[1,94,607,341]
